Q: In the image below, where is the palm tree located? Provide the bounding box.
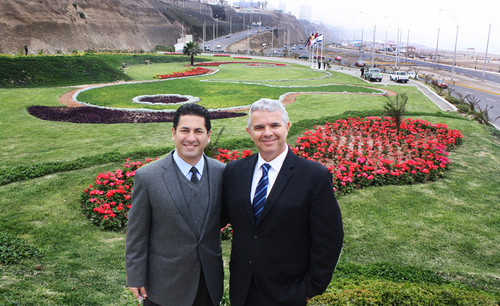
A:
[384,93,408,135]
[183,41,202,66]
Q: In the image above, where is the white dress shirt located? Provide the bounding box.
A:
[250,147,288,203]
[173,150,204,181]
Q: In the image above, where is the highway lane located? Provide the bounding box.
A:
[450,84,500,126]
[323,47,500,85]
[203,27,271,53]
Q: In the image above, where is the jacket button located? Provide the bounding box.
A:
[195,261,200,266]
[253,234,258,240]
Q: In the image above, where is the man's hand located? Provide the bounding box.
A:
[129,287,147,302]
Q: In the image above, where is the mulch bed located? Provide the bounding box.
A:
[137,96,189,104]
[27,106,245,124]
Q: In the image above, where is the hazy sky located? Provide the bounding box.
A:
[266,0,500,56]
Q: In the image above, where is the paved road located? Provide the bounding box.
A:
[203,27,272,53]
[450,84,500,127]
[299,47,500,125]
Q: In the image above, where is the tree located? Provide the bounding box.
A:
[384,93,408,135]
[183,41,202,66]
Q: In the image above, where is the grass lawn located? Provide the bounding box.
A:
[0,56,498,304]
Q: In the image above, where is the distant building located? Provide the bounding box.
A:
[233,1,259,9]
[174,35,193,53]
[299,4,311,21]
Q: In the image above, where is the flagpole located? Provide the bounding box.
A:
[309,42,314,68]
[320,33,324,70]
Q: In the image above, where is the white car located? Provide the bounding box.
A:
[407,71,417,79]
[390,71,409,83]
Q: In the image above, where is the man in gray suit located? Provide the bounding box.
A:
[126,103,225,305]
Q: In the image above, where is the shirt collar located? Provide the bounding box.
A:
[173,150,205,177]
[256,146,288,172]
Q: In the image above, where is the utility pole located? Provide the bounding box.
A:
[271,28,274,56]
[203,20,206,50]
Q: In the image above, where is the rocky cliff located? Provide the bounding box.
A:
[0,0,308,54]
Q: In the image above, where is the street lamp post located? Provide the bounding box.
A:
[434,27,440,64]
[451,23,459,83]
[247,26,250,55]
[482,23,491,81]
[439,9,459,84]
[360,12,376,67]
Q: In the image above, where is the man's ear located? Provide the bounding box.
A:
[171,127,176,141]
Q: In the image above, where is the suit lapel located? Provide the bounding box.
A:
[199,156,214,237]
[244,154,259,225]
[259,149,296,225]
[162,153,199,237]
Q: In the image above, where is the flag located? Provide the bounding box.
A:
[310,32,318,45]
[316,33,323,43]
[306,33,314,46]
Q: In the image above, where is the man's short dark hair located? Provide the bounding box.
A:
[173,103,211,132]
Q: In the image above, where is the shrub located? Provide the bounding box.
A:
[334,262,448,285]
[0,232,43,265]
[0,56,130,88]
[0,147,171,186]
[310,280,497,305]
[80,158,155,231]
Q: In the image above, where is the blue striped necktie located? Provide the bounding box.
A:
[252,163,271,224]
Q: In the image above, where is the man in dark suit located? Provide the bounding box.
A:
[222,98,344,306]
[126,103,225,305]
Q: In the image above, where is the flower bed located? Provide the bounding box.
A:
[195,61,286,67]
[81,159,154,230]
[80,117,463,230]
[153,67,211,79]
[234,56,251,59]
[213,148,253,163]
[212,117,463,196]
[294,117,462,195]
[214,54,230,57]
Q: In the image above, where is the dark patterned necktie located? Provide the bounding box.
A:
[252,163,271,224]
[190,167,199,183]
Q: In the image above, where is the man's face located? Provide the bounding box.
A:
[247,110,290,162]
[172,115,211,165]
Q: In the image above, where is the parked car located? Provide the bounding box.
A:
[432,79,448,89]
[390,71,409,83]
[298,54,309,59]
[335,56,342,61]
[355,60,365,67]
[407,71,417,79]
[364,67,383,82]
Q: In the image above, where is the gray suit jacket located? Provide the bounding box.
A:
[125,152,225,305]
